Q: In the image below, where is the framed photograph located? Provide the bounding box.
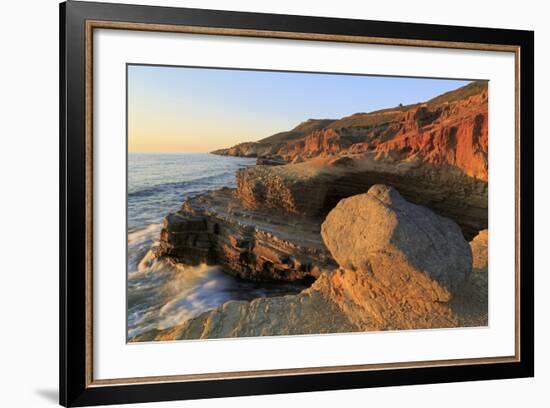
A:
[60,1,534,406]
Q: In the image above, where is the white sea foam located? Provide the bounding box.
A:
[127,257,238,338]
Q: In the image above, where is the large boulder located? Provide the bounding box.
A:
[321,184,472,302]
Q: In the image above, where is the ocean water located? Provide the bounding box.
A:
[127,153,305,339]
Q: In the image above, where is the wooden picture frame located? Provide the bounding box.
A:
[60,1,534,406]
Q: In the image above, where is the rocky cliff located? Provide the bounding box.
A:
[136,186,487,341]
[211,118,336,158]
[213,81,488,182]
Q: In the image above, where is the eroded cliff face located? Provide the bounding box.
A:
[213,82,488,182]
[138,186,487,341]
[375,91,488,181]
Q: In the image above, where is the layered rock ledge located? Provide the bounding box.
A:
[137,186,487,341]
[158,187,336,283]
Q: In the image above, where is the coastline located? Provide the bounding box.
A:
[129,81,489,341]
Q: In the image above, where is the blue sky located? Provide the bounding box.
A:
[128,64,471,152]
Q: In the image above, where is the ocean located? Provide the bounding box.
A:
[127,153,304,339]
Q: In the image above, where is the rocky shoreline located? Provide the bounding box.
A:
[134,186,487,342]
[132,81,489,341]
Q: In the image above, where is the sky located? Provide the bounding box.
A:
[128,64,472,153]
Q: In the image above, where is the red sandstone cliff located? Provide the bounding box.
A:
[213,81,488,182]
[374,90,488,180]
